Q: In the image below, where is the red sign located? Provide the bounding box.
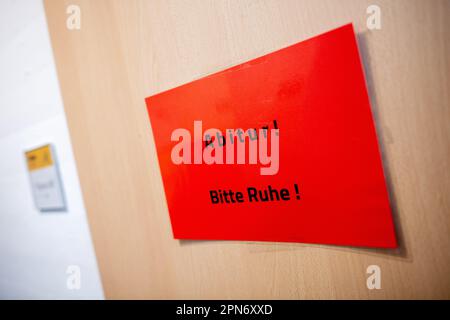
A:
[146,24,397,248]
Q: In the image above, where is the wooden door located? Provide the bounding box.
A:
[44,0,450,299]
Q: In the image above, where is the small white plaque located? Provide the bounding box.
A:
[25,144,66,212]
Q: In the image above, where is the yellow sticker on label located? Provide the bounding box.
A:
[26,145,53,171]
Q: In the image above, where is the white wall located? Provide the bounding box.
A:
[0,0,104,299]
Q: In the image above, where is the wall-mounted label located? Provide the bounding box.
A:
[25,144,66,212]
[145,24,397,248]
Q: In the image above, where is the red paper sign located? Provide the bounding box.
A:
[146,24,397,248]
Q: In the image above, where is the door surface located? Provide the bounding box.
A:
[44,0,450,299]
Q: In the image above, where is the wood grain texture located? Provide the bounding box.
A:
[44,0,450,299]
